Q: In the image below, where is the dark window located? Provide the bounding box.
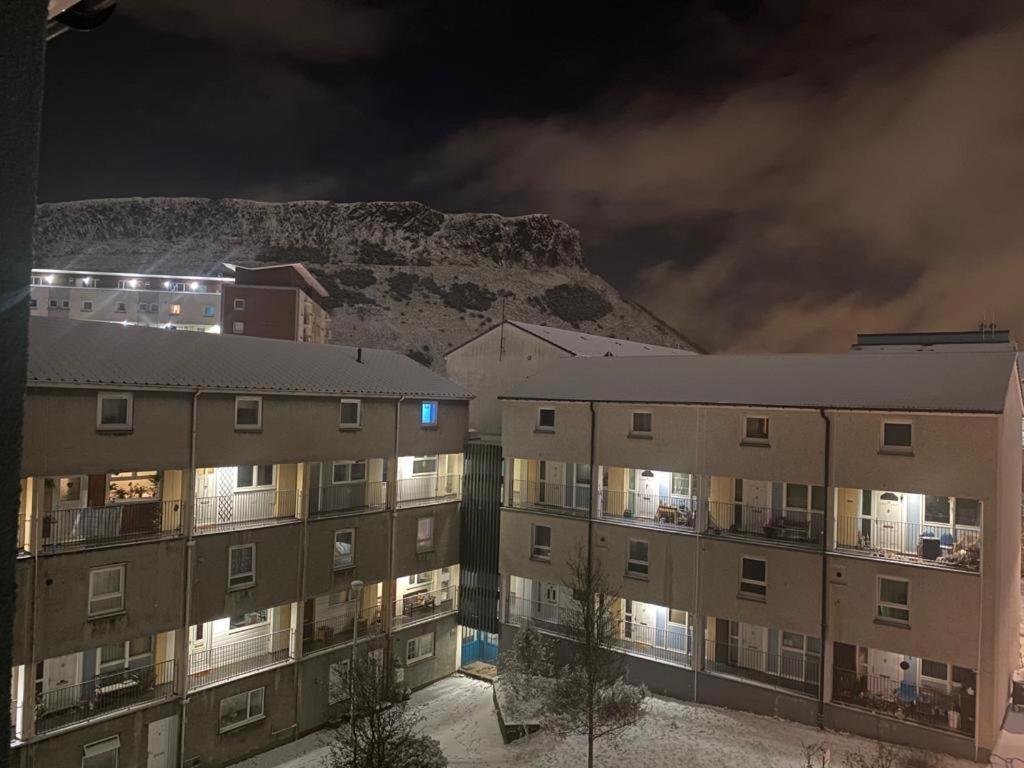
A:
[740,557,767,596]
[631,412,652,434]
[882,422,912,449]
[925,495,951,524]
[921,659,948,680]
[537,408,555,429]
[745,416,769,441]
[955,498,981,527]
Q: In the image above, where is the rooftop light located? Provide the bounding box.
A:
[190,281,199,291]
[44,275,54,284]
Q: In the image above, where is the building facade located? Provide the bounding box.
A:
[10,317,469,768]
[221,264,331,344]
[497,350,1021,762]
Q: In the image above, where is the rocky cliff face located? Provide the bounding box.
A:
[33,198,696,366]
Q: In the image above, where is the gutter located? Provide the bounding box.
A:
[817,408,831,728]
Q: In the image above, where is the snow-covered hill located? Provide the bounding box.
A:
[33,198,697,366]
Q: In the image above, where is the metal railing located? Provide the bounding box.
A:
[39,500,183,553]
[395,474,462,508]
[187,628,293,690]
[392,586,459,630]
[311,481,387,517]
[600,489,697,530]
[506,594,577,634]
[834,515,981,571]
[508,479,589,518]
[35,659,175,735]
[832,668,975,736]
[704,639,820,697]
[193,489,300,532]
[706,501,823,546]
[303,602,383,653]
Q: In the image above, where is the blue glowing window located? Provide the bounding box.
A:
[421,401,438,426]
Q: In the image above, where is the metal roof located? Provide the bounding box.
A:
[28,316,472,399]
[502,350,1017,413]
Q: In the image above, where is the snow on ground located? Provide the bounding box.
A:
[230,675,977,768]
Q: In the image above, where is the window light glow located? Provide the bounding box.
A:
[44,275,54,284]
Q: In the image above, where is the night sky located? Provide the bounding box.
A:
[39,1,1024,352]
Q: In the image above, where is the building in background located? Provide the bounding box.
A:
[221,263,331,343]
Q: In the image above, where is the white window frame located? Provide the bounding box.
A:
[218,687,265,733]
[531,524,552,560]
[328,659,350,705]
[416,516,435,553]
[881,420,913,454]
[232,321,245,334]
[671,473,691,498]
[877,576,910,624]
[96,392,133,431]
[228,609,268,632]
[82,735,120,768]
[406,631,435,663]
[630,410,653,437]
[228,543,257,590]
[88,564,126,618]
[333,529,355,570]
[236,464,275,490]
[536,407,556,432]
[739,556,767,598]
[234,298,246,310]
[331,460,366,485]
[81,300,93,312]
[919,659,951,692]
[339,399,362,429]
[420,400,438,427]
[234,396,263,430]
[743,415,770,444]
[411,456,438,476]
[626,538,649,578]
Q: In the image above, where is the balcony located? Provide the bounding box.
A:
[395,474,462,509]
[707,500,823,548]
[509,479,589,518]
[187,627,294,690]
[303,602,384,654]
[310,481,387,518]
[704,638,820,697]
[34,659,175,736]
[193,489,299,533]
[38,500,183,553]
[833,668,975,736]
[600,489,697,531]
[835,514,980,572]
[393,585,459,630]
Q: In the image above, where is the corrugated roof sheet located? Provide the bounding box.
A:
[28,316,472,399]
[502,351,1016,413]
[507,321,694,358]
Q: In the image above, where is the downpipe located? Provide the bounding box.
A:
[817,408,831,729]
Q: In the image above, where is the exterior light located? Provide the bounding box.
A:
[128,279,138,288]
[44,275,54,284]
[208,325,222,334]
[190,281,199,291]
[82,277,91,285]
[163,280,171,289]
[641,469,655,478]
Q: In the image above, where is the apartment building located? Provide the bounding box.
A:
[497,350,1021,761]
[11,316,469,768]
[221,264,331,344]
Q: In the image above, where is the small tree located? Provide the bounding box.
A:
[499,624,554,699]
[323,656,446,768]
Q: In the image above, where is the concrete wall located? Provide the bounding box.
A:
[594,403,701,473]
[297,637,388,733]
[393,613,459,691]
[396,399,469,458]
[305,510,391,599]
[13,558,32,666]
[392,501,461,577]
[824,703,977,761]
[502,400,593,465]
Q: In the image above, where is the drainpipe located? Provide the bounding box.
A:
[386,396,406,685]
[293,459,310,742]
[817,408,832,729]
[179,389,202,766]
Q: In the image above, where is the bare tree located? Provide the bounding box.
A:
[323,656,446,768]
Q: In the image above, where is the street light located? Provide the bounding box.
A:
[349,579,364,764]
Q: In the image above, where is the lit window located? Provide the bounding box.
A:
[234,298,246,310]
[236,464,274,489]
[229,609,267,630]
[228,544,256,590]
[107,470,161,502]
[203,305,215,317]
[88,565,125,617]
[744,416,769,443]
[233,321,245,334]
[339,399,361,428]
[878,577,909,623]
[630,411,653,436]
[334,529,355,570]
[881,421,912,453]
[82,736,120,768]
[416,516,435,553]
[531,525,551,560]
[406,632,435,663]
[168,304,182,316]
[219,687,264,732]
[96,392,133,431]
[671,473,691,497]
[626,539,649,578]
[234,396,262,430]
[739,557,767,598]
[412,456,438,476]
[537,408,555,431]
[81,300,93,312]
[420,400,438,426]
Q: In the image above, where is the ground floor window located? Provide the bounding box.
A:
[328,660,350,705]
[407,632,435,663]
[219,687,265,732]
[82,736,120,768]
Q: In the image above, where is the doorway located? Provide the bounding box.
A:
[146,715,179,768]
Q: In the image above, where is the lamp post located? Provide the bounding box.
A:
[349,579,364,765]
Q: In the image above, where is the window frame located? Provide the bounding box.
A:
[671,473,691,498]
[743,415,770,444]
[536,407,556,432]
[331,460,366,485]
[81,300,93,312]
[232,321,245,334]
[202,305,216,317]
[234,298,247,311]
[218,687,265,733]
[228,609,268,632]
[406,631,435,663]
[96,392,134,432]
[877,576,910,625]
[531,524,552,561]
[82,735,120,768]
[234,396,263,431]
[626,538,650,578]
[739,556,767,599]
[168,303,182,316]
[333,529,356,571]
[629,410,653,437]
[416,516,435,553]
[339,399,362,429]
[236,464,274,490]
[114,301,127,313]
[228,543,257,590]
[420,400,438,427]
[411,456,438,476]
[88,564,126,618]
[881,420,913,454]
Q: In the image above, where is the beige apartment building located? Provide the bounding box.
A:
[10,316,469,768]
[498,350,1021,761]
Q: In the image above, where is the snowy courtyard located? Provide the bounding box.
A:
[229,675,978,768]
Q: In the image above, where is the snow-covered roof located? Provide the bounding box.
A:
[502,351,1017,413]
[28,316,471,399]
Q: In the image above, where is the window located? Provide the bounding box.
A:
[48,299,58,308]
[332,461,366,484]
[744,416,770,443]
[531,525,551,560]
[168,304,182,316]
[739,557,767,598]
[219,688,265,732]
[955,498,981,527]
[537,407,556,431]
[881,421,913,453]
[234,396,262,430]
[229,609,268,630]
[420,400,438,426]
[115,302,127,313]
[416,516,435,553]
[82,300,93,312]
[150,303,159,312]
[328,660,350,705]
[88,565,125,617]
[228,544,256,590]
[626,539,649,577]
[61,299,70,309]
[921,659,948,682]
[406,632,435,663]
[236,464,274,489]
[97,637,151,675]
[412,456,438,475]
[877,577,910,624]
[233,321,245,334]
[924,495,951,524]
[334,529,355,570]
[339,399,361,428]
[117,279,137,289]
[96,392,133,431]
[82,736,120,768]
[29,298,37,309]
[234,298,246,310]
[203,305,215,317]
[107,470,161,501]
[669,608,688,625]
[671,473,691,497]
[409,571,434,586]
[630,411,653,436]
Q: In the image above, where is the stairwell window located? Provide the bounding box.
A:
[96,392,133,431]
[228,544,256,590]
[234,396,262,430]
[877,577,910,625]
[881,421,913,454]
[536,407,556,432]
[339,399,361,429]
[416,516,435,553]
[739,557,767,599]
[219,687,265,732]
[421,400,438,427]
[88,565,125,617]
[630,411,653,438]
[626,539,649,578]
[743,416,770,445]
[531,525,551,561]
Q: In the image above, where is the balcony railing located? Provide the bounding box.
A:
[193,489,300,532]
[600,489,697,530]
[392,586,458,630]
[395,474,462,508]
[311,481,387,517]
[39,500,183,553]
[187,628,293,690]
[835,515,981,571]
[508,479,589,518]
[35,659,175,736]
[704,639,820,697]
[707,501,823,547]
[303,602,384,653]
[832,668,975,736]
